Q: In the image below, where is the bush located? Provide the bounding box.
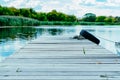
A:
[0,16,40,26]
[0,16,78,26]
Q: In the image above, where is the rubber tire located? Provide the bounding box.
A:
[80,30,100,45]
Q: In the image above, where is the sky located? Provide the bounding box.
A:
[0,0,120,17]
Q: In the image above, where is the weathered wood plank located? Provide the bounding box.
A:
[0,75,120,80]
[9,54,118,59]
[1,64,120,68]
[1,67,120,72]
[2,58,120,64]
[14,52,112,55]
[0,71,120,76]
[24,45,103,49]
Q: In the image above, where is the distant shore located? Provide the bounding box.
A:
[0,16,120,26]
[0,5,120,26]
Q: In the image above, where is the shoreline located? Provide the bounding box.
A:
[0,16,120,26]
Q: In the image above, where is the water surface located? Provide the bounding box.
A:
[0,26,120,61]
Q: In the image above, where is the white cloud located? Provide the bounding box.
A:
[25,0,41,8]
[7,0,26,8]
[71,0,83,5]
[106,0,120,7]
[85,0,96,4]
[3,0,10,2]
[39,0,68,12]
[108,0,120,3]
[48,0,60,4]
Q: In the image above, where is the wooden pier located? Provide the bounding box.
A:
[0,36,120,80]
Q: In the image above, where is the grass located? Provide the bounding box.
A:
[83,47,86,55]
[39,21,78,25]
[0,16,120,26]
[0,16,78,26]
[0,16,40,26]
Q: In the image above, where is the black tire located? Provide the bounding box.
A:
[80,30,100,45]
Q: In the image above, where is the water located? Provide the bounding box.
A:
[80,26,120,54]
[0,26,120,61]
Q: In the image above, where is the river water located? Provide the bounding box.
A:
[0,25,120,61]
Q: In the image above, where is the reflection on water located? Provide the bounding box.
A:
[82,26,120,55]
[0,27,37,41]
[115,42,120,55]
[0,26,77,61]
[0,26,120,62]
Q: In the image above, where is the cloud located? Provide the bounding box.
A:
[25,0,41,8]
[85,0,96,4]
[7,0,26,8]
[3,0,10,2]
[107,0,120,7]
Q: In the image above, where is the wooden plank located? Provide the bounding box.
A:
[1,64,120,68]
[1,67,120,72]
[0,75,120,80]
[23,44,103,49]
[24,45,103,49]
[0,71,120,76]
[2,58,120,64]
[11,54,113,57]
[9,54,117,59]
[0,62,120,71]
[14,51,111,55]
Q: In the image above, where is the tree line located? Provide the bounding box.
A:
[0,5,77,22]
[0,5,120,25]
[80,13,120,24]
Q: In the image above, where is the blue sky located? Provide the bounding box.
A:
[0,0,120,17]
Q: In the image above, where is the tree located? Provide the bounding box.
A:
[47,10,59,21]
[19,8,31,17]
[66,15,77,22]
[47,10,77,22]
[96,16,106,22]
[104,16,115,23]
[9,7,20,16]
[114,16,120,23]
[36,12,48,21]
[57,12,66,21]
[0,6,3,15]
[0,7,14,15]
[82,13,96,22]
[29,8,37,18]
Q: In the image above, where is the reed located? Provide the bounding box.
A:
[0,16,119,26]
[0,16,40,26]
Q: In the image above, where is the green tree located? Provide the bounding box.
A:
[114,16,120,23]
[19,8,31,17]
[96,16,106,22]
[57,12,66,21]
[0,5,3,15]
[82,13,96,22]
[9,7,20,16]
[0,7,14,15]
[36,12,48,21]
[47,10,77,21]
[66,15,77,22]
[47,10,58,21]
[29,8,37,18]
[104,16,115,23]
